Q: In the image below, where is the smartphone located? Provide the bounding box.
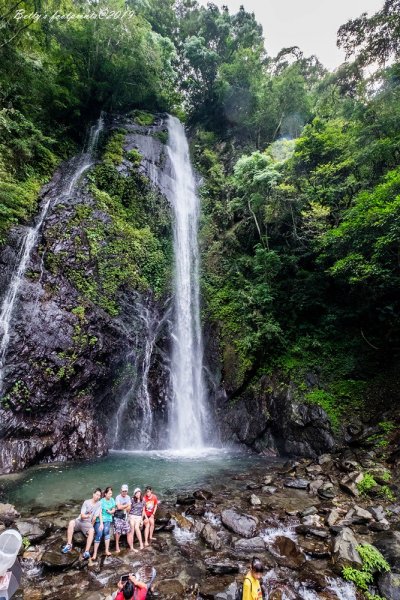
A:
[121,574,130,582]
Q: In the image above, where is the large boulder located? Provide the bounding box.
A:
[331,527,362,572]
[269,536,306,569]
[221,508,258,538]
[218,375,336,458]
[374,531,400,573]
[378,572,400,600]
[42,545,80,570]
[0,503,19,524]
[233,536,266,553]
[16,518,49,543]
[205,559,239,575]
[200,523,222,551]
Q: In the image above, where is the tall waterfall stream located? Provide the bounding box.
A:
[167,116,208,451]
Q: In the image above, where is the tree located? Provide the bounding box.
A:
[337,0,400,66]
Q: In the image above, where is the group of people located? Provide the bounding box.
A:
[60,484,265,600]
[61,484,159,560]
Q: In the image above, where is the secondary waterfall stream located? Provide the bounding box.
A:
[0,114,104,393]
[167,116,208,450]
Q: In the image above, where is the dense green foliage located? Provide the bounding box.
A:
[0,0,178,239]
[190,2,400,426]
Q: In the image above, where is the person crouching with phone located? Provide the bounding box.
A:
[113,574,147,600]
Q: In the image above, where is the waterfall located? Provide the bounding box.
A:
[0,114,104,393]
[137,304,157,448]
[112,298,170,450]
[167,115,208,450]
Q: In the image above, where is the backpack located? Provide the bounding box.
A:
[235,577,252,600]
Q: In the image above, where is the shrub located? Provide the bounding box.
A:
[342,543,390,599]
[132,110,155,126]
[357,473,378,495]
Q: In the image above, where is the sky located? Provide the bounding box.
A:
[197,0,384,70]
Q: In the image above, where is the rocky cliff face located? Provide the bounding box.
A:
[0,113,173,474]
[217,375,336,458]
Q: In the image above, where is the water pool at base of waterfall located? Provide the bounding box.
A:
[0,450,276,510]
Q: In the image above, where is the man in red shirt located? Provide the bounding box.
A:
[142,485,158,546]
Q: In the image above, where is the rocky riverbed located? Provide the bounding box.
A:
[1,447,399,600]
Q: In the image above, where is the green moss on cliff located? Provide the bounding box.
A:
[46,127,172,316]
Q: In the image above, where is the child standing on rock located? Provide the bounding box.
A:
[242,557,264,600]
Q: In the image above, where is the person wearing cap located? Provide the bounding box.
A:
[242,557,264,600]
[142,486,158,546]
[114,484,132,553]
[128,487,145,551]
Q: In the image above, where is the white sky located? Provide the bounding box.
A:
[197,0,384,70]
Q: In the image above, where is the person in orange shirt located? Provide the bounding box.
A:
[242,557,264,600]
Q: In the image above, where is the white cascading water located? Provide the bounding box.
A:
[167,115,208,450]
[137,304,157,448]
[0,114,104,393]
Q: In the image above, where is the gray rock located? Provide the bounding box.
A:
[205,559,239,575]
[332,527,362,572]
[221,508,258,538]
[250,494,261,506]
[378,571,400,600]
[0,503,20,523]
[309,479,324,496]
[326,509,340,527]
[296,525,329,539]
[369,506,386,522]
[219,376,336,458]
[284,478,310,490]
[341,460,361,472]
[263,475,275,485]
[317,482,336,499]
[340,472,363,497]
[215,582,238,600]
[246,482,261,490]
[302,514,323,527]
[374,531,400,573]
[301,506,318,517]
[42,545,80,570]
[345,505,373,524]
[262,486,277,494]
[318,454,332,465]
[306,464,323,475]
[16,518,48,543]
[233,536,266,552]
[200,523,222,551]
